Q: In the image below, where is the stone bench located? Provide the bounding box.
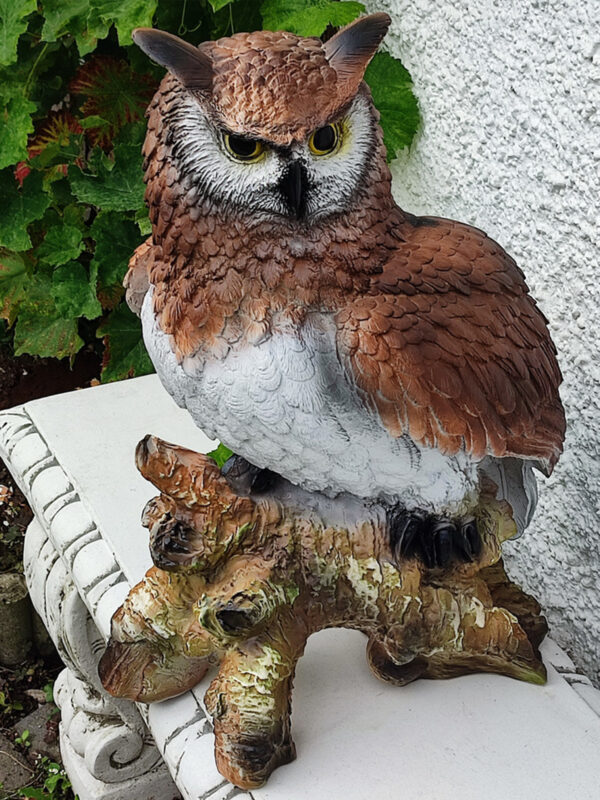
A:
[1,374,599,800]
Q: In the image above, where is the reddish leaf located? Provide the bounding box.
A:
[27,111,83,160]
[71,56,156,148]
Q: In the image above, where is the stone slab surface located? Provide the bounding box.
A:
[2,375,600,800]
[22,375,216,584]
[254,630,600,800]
[13,703,61,763]
[0,733,34,793]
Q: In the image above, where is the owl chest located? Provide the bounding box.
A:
[142,292,478,510]
[188,312,349,441]
[145,294,371,464]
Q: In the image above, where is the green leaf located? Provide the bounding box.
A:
[42,0,158,54]
[92,0,158,47]
[30,134,84,171]
[19,787,46,799]
[14,309,82,359]
[0,170,51,252]
[40,0,90,41]
[80,114,109,129]
[135,208,152,236]
[208,0,235,11]
[51,261,102,319]
[91,211,143,289]
[97,302,153,381]
[207,443,233,468]
[0,0,36,66]
[37,224,84,266]
[0,249,29,324]
[63,203,87,231]
[69,141,145,211]
[0,94,35,170]
[41,0,108,56]
[260,0,364,37]
[365,51,420,160]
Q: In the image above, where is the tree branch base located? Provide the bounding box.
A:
[99,437,547,789]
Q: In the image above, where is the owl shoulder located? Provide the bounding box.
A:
[376,213,528,299]
[334,213,565,469]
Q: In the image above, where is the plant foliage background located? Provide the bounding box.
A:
[0,0,419,382]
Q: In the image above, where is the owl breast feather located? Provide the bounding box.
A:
[141,288,481,516]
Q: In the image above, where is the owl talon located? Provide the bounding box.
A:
[428,520,456,568]
[221,455,275,496]
[456,518,482,561]
[389,509,482,569]
[388,508,427,562]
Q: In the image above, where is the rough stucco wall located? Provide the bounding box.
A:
[367,0,600,683]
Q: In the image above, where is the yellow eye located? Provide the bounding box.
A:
[308,123,341,156]
[224,133,265,162]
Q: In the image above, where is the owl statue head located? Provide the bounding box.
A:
[133,13,391,225]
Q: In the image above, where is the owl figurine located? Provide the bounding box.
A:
[127,13,565,569]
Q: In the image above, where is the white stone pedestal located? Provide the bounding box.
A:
[2,375,600,800]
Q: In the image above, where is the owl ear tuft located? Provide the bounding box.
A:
[132,28,213,92]
[324,13,391,86]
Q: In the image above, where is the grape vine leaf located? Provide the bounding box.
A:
[0,0,37,66]
[0,94,36,170]
[0,250,29,324]
[260,0,364,37]
[91,211,144,288]
[365,51,420,160]
[0,170,51,252]
[14,309,83,359]
[51,261,102,319]
[97,302,154,382]
[68,141,145,212]
[37,224,85,266]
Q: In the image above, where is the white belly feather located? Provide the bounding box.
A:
[142,290,482,515]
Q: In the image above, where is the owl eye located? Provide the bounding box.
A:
[308,123,341,156]
[224,133,265,162]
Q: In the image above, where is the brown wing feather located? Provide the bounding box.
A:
[124,238,153,317]
[335,216,565,473]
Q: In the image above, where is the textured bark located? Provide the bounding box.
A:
[100,436,547,789]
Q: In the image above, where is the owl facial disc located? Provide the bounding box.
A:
[134,15,390,224]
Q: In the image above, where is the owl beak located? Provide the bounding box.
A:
[279,160,308,219]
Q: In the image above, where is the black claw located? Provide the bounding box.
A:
[388,508,427,560]
[221,454,275,496]
[457,518,481,561]
[431,521,456,568]
[420,522,436,568]
[389,508,482,569]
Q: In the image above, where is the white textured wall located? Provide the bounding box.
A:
[368,0,600,683]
